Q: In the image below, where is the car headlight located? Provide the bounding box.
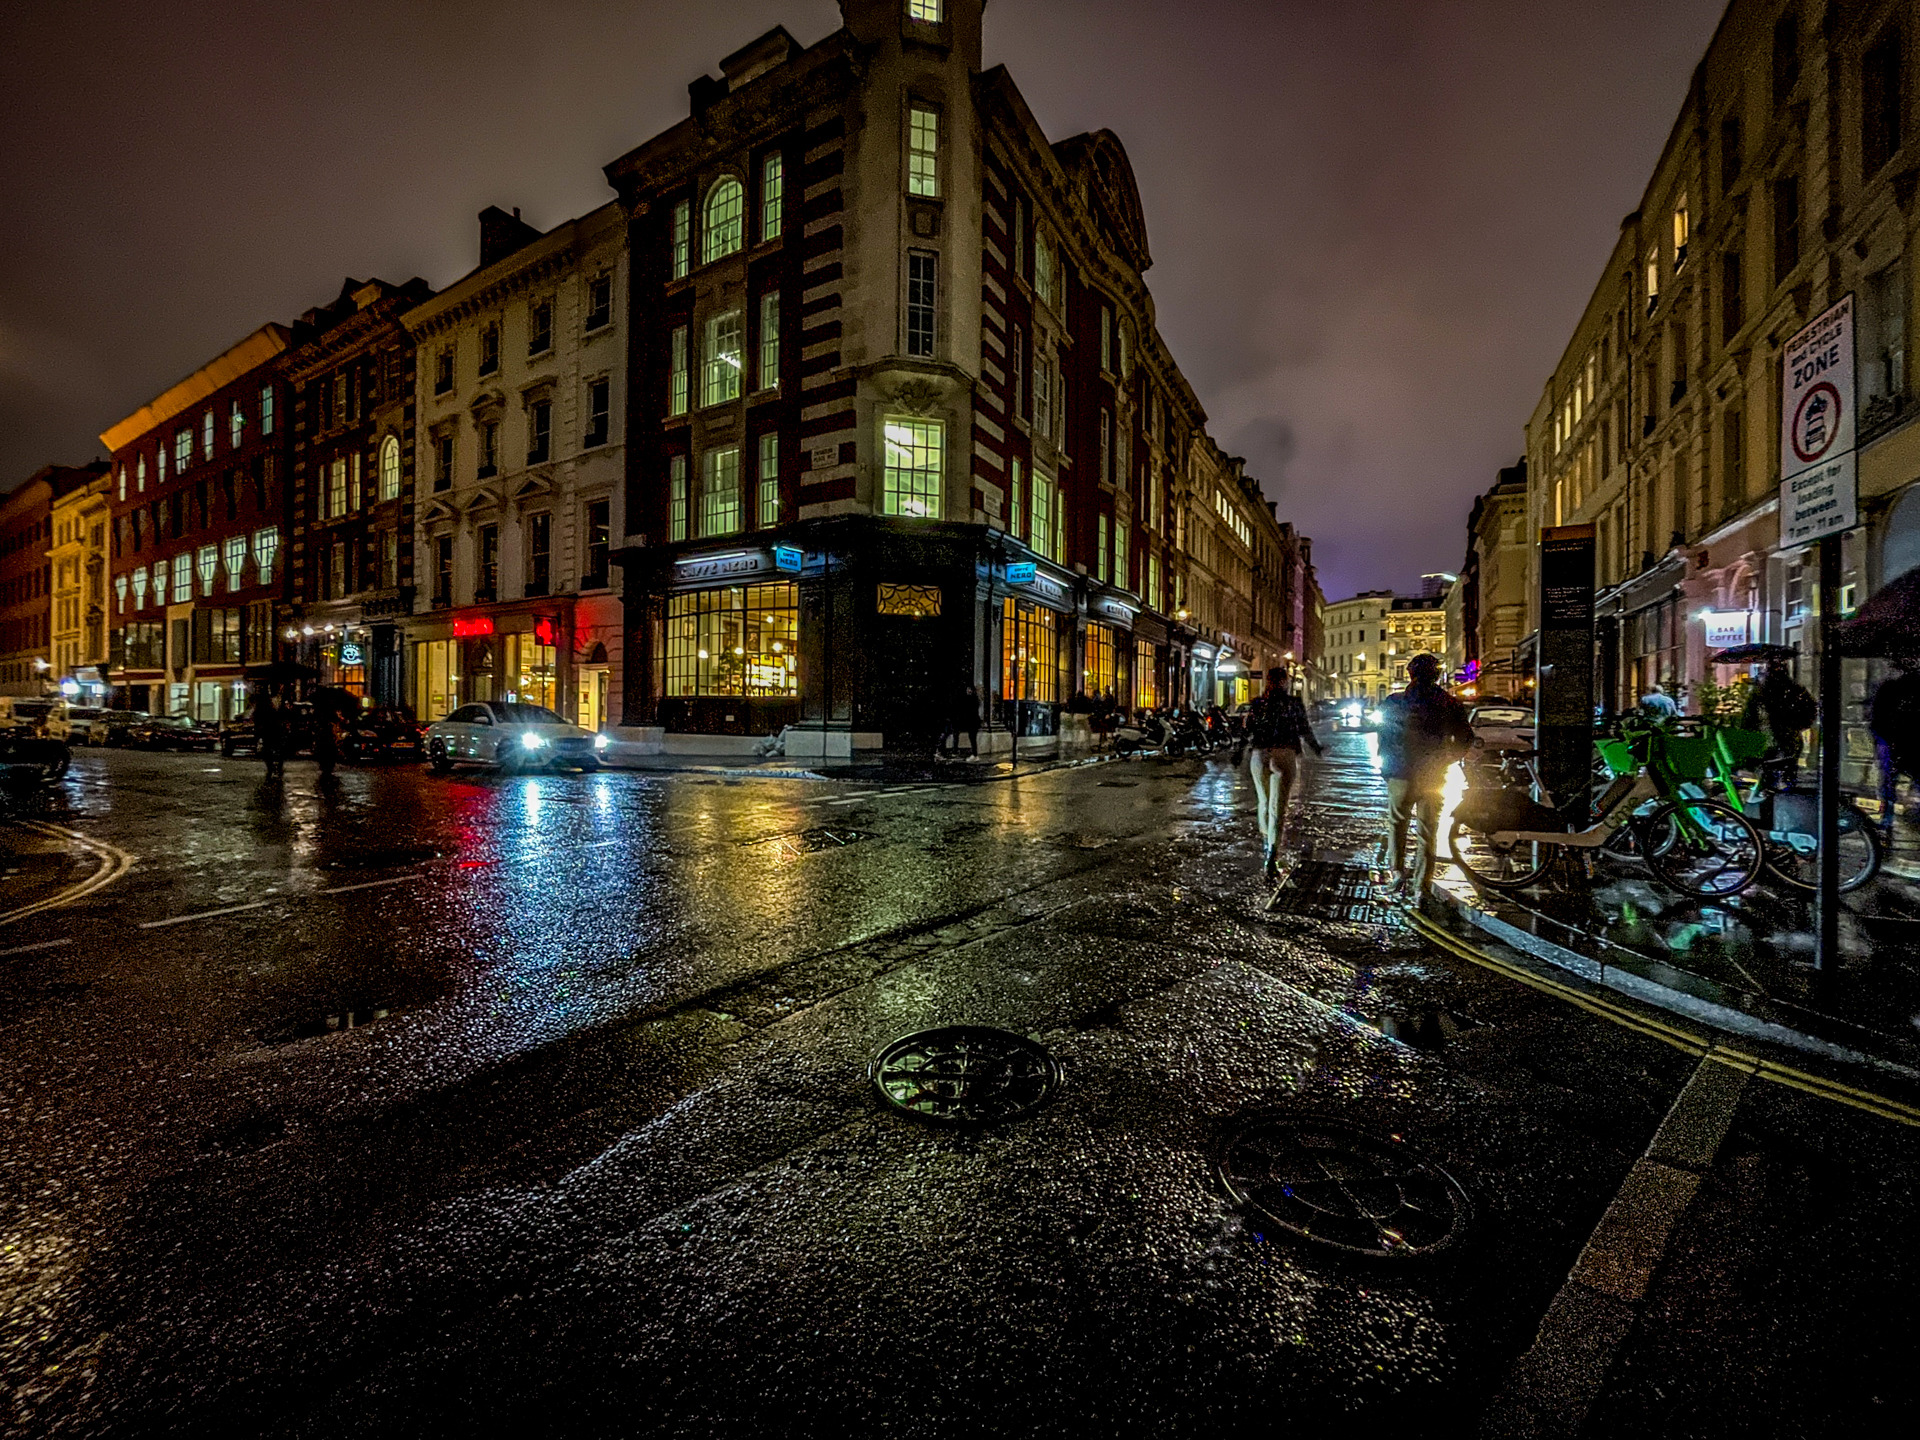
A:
[520,732,547,750]
[593,733,609,750]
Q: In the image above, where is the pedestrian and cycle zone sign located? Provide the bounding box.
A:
[1779,294,1857,547]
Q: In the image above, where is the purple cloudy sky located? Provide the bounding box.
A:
[0,0,1724,598]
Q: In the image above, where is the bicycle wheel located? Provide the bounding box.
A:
[1759,799,1883,894]
[1448,818,1553,891]
[1642,798,1763,900]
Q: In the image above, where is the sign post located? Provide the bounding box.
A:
[1535,524,1597,822]
[1779,294,1857,979]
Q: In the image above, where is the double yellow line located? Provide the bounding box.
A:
[0,820,135,927]
[1411,909,1920,1129]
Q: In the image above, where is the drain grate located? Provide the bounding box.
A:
[869,1025,1060,1125]
[1219,1117,1470,1258]
[1272,860,1404,926]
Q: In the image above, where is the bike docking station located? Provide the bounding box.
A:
[1780,294,1860,992]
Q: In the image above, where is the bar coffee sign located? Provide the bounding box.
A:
[1779,294,1857,547]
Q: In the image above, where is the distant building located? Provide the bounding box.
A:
[283,276,434,708]
[50,464,113,703]
[401,204,629,727]
[1386,594,1447,688]
[0,469,58,697]
[1323,590,1395,702]
[101,325,292,719]
[1470,460,1529,700]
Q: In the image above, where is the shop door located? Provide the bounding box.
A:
[873,617,944,750]
[577,668,608,731]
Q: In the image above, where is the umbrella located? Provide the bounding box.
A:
[1833,568,1920,658]
[244,660,320,683]
[1711,642,1798,664]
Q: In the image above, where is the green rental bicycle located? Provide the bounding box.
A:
[1449,718,1766,900]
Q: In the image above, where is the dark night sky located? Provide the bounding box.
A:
[0,0,1726,599]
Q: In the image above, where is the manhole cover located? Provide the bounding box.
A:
[1272,860,1405,926]
[869,1025,1060,1125]
[1218,1118,1470,1258]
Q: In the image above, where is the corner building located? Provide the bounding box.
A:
[606,0,1264,755]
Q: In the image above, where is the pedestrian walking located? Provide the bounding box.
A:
[1742,656,1817,788]
[1869,660,1920,836]
[251,685,286,780]
[1376,653,1472,904]
[955,683,981,759]
[1245,667,1323,879]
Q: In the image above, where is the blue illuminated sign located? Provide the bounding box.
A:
[773,545,803,574]
[1005,562,1037,585]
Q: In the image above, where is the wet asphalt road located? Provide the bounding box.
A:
[2,739,1916,1437]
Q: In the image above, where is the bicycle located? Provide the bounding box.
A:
[1449,719,1766,900]
[1671,719,1882,894]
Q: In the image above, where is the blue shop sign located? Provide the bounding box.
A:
[1005,562,1037,585]
[774,545,803,574]
[338,642,364,667]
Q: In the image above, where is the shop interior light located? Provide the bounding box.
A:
[302,625,314,635]
[697,648,710,659]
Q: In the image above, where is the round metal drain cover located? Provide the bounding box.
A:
[869,1026,1060,1125]
[1218,1118,1470,1258]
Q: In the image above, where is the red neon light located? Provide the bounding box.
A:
[451,617,494,638]
[533,617,557,647]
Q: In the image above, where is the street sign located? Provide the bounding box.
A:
[1005,561,1036,585]
[773,545,802,573]
[1780,452,1858,547]
[1781,294,1854,478]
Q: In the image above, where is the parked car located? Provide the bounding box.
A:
[1467,704,1536,757]
[134,713,221,751]
[0,698,72,740]
[86,710,150,746]
[424,702,609,774]
[220,702,317,758]
[342,705,426,761]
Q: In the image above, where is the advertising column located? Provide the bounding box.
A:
[1779,295,1857,977]
[1535,524,1596,817]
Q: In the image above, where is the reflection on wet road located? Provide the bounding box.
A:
[1,741,1915,1435]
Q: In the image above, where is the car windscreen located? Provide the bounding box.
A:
[1472,708,1531,725]
[494,704,564,726]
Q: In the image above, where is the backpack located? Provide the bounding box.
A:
[1773,681,1817,732]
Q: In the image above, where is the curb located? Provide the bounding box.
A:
[1410,905,1920,1126]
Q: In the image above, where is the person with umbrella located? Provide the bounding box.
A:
[1741,655,1817,788]
[249,682,287,779]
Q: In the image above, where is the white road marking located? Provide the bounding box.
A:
[0,937,74,957]
[321,875,421,896]
[139,900,272,929]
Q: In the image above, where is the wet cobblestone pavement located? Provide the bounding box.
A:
[0,741,1914,1436]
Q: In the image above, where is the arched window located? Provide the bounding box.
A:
[380,435,401,502]
[702,177,745,264]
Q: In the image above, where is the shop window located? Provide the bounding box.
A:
[124,620,165,669]
[1002,597,1060,705]
[1135,637,1159,711]
[506,631,556,710]
[1084,622,1118,699]
[883,415,943,519]
[414,639,463,721]
[664,583,799,698]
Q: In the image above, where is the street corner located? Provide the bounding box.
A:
[0,816,127,929]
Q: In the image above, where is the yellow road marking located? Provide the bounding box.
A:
[1411,910,1920,1129]
[0,820,135,927]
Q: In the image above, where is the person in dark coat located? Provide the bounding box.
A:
[1245,667,1323,878]
[953,684,981,758]
[1742,657,1817,787]
[251,685,286,779]
[1870,660,1920,836]
[1376,653,1473,902]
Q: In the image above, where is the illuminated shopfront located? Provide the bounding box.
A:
[1083,621,1118,701]
[1134,637,1160,710]
[506,628,557,709]
[658,581,800,733]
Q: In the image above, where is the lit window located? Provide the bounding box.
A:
[907,0,943,20]
[230,401,244,449]
[669,326,689,416]
[173,553,192,603]
[132,565,148,608]
[758,432,779,526]
[1097,513,1110,582]
[1672,195,1689,259]
[224,536,246,592]
[668,454,688,542]
[380,436,401,501]
[1030,468,1057,560]
[329,457,348,518]
[351,451,362,509]
[702,178,745,264]
[1646,246,1660,308]
[701,446,742,537]
[118,466,127,501]
[672,199,691,279]
[907,105,939,197]
[174,429,192,473]
[137,455,147,492]
[906,251,936,357]
[759,292,780,389]
[260,385,275,434]
[883,416,943,519]
[762,153,784,242]
[202,410,213,459]
[1033,232,1055,308]
[703,310,743,407]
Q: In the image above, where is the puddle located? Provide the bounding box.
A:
[1366,1006,1484,1052]
[262,1003,408,1045]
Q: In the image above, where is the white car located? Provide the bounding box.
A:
[424,701,609,774]
[1468,704,1535,756]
